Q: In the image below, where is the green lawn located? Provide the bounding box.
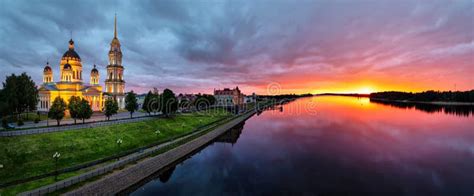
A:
[0,110,230,187]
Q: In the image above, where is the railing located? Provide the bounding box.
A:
[0,115,159,137]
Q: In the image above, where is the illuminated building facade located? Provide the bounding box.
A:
[214,87,245,106]
[38,39,104,112]
[105,15,126,109]
[37,16,125,112]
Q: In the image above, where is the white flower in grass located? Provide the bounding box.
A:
[116,139,123,145]
[155,130,161,135]
[0,164,3,169]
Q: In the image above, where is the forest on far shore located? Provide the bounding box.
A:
[370,90,474,102]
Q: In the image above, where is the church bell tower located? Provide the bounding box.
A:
[105,14,126,108]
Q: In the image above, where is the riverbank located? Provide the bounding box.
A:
[0,110,230,194]
[64,110,257,195]
[370,98,474,106]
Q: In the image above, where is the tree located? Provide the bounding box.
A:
[151,93,161,115]
[194,94,216,110]
[125,91,139,118]
[19,73,39,120]
[48,97,67,126]
[142,91,153,115]
[1,73,38,120]
[179,99,190,110]
[161,89,177,117]
[77,98,93,123]
[68,96,81,124]
[104,98,119,121]
[0,89,8,117]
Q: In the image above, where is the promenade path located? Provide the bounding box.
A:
[0,112,156,137]
[4,111,149,129]
[63,110,255,195]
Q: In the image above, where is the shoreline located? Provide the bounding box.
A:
[369,98,474,106]
[63,110,257,195]
[18,105,265,195]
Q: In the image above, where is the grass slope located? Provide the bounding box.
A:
[0,111,229,186]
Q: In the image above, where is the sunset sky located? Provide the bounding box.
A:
[0,0,473,95]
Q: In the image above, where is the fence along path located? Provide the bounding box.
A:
[0,115,157,137]
[20,110,255,196]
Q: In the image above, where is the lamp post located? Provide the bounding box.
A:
[53,152,60,181]
[116,138,123,160]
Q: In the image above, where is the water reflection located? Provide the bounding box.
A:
[123,123,245,195]
[215,123,244,145]
[131,96,474,195]
[370,99,474,117]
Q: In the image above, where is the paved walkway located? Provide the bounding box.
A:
[64,111,255,195]
[5,111,150,130]
[0,113,158,137]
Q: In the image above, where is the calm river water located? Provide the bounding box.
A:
[130,96,474,195]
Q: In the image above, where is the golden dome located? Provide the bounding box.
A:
[43,62,52,73]
[91,64,99,74]
[62,39,81,61]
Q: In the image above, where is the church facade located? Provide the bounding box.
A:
[37,15,125,112]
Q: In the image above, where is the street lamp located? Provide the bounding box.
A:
[52,152,61,180]
[116,138,123,160]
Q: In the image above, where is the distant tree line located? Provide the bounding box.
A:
[258,93,313,101]
[142,89,218,115]
[370,90,474,102]
[316,93,370,97]
[142,88,178,117]
[193,94,216,110]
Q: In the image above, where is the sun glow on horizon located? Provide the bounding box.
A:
[356,87,375,94]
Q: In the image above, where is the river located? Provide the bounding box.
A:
[129,96,474,195]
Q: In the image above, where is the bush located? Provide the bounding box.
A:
[17,119,24,126]
[34,117,40,123]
